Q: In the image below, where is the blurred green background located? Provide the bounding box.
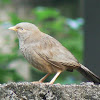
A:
[0,0,84,84]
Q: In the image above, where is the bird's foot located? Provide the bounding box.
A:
[31,81,43,84]
[44,82,61,85]
[31,81,53,85]
[44,82,53,85]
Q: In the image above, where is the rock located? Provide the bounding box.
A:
[0,82,100,100]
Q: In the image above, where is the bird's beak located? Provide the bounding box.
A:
[8,26,17,31]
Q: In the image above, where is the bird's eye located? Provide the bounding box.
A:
[17,27,24,31]
[20,28,23,30]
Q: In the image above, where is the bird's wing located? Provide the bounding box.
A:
[33,34,80,70]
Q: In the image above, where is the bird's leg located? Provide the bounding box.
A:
[49,71,62,84]
[31,73,50,84]
[39,73,50,83]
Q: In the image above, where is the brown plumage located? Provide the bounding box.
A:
[9,22,100,84]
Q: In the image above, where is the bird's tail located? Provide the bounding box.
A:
[77,64,100,84]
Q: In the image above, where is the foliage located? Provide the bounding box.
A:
[0,0,11,4]
[10,13,27,25]
[32,7,83,62]
[0,68,24,84]
[0,7,83,84]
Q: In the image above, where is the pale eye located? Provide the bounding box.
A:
[17,27,24,31]
[20,28,23,30]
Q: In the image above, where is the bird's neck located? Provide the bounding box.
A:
[19,32,44,46]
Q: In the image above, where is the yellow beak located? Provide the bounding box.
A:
[8,26,17,31]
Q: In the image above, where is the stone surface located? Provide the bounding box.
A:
[0,82,100,100]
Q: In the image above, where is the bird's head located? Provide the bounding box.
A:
[8,22,41,41]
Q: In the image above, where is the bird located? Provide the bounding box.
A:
[8,22,100,84]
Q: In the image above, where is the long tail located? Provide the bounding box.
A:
[76,64,100,84]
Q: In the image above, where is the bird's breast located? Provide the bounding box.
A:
[19,43,59,73]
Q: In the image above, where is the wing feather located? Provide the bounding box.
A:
[33,34,80,70]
